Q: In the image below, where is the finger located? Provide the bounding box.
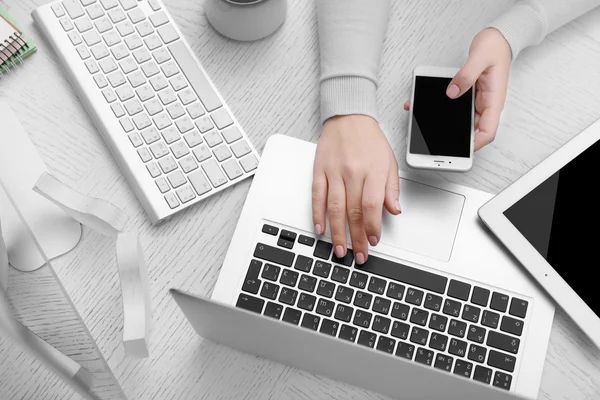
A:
[384,159,401,215]
[362,174,386,248]
[327,178,347,258]
[345,176,369,264]
[403,100,410,111]
[474,107,502,151]
[447,55,489,99]
[312,168,327,235]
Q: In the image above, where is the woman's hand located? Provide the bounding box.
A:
[312,115,401,265]
[404,28,512,150]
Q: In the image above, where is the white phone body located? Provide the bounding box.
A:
[407,66,475,172]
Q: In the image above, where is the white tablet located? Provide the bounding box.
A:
[479,119,600,349]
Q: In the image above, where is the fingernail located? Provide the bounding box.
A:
[395,200,402,213]
[335,245,345,258]
[447,84,460,99]
[355,252,366,265]
[315,224,322,235]
[368,236,378,247]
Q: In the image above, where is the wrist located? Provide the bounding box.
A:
[320,76,378,124]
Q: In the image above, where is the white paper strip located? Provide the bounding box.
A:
[0,219,8,291]
[33,172,129,238]
[116,233,152,358]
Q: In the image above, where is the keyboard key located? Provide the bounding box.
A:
[125,98,143,115]
[349,271,368,289]
[103,30,122,47]
[91,44,110,61]
[331,266,350,283]
[51,3,65,17]
[493,371,513,390]
[376,336,396,354]
[166,103,185,119]
[453,359,473,378]
[298,235,315,247]
[386,282,404,301]
[331,249,354,267]
[116,85,134,101]
[280,269,299,287]
[391,320,410,340]
[294,255,313,272]
[359,255,448,294]
[490,292,510,312]
[372,315,391,334]
[509,298,528,318]
[137,147,151,162]
[119,0,137,11]
[353,291,372,309]
[339,324,358,342]
[434,354,454,372]
[204,131,223,147]
[282,308,302,325]
[448,279,471,301]
[239,260,261,295]
[124,33,143,50]
[473,365,493,385]
[487,331,520,354]
[357,330,377,348]
[179,88,197,105]
[279,287,298,306]
[128,8,145,23]
[352,310,372,329]
[101,87,116,102]
[428,313,448,332]
[171,141,190,158]
[471,286,490,307]
[120,117,134,132]
[187,102,205,119]
[415,347,434,366]
[60,17,74,31]
[211,108,234,129]
[443,298,462,318]
[461,305,481,323]
[316,299,335,318]
[87,3,105,19]
[313,260,332,278]
[253,243,294,267]
[108,8,126,23]
[151,141,170,159]
[145,99,163,116]
[95,17,113,33]
[155,177,169,193]
[405,288,423,306]
[68,31,82,45]
[192,144,211,163]
[149,11,169,27]
[83,30,101,46]
[128,71,146,88]
[335,286,354,304]
[236,293,264,314]
[319,318,338,336]
[222,159,243,180]
[166,169,186,187]
[259,282,279,300]
[161,60,179,78]
[202,159,227,187]
[231,139,251,158]
[195,116,213,133]
[148,0,161,11]
[395,341,415,360]
[468,344,487,363]
[158,155,177,173]
[501,315,524,336]
[260,263,280,282]
[298,274,317,293]
[153,48,171,64]
[368,277,386,295]
[213,145,232,161]
[391,302,409,320]
[141,61,160,77]
[127,131,142,147]
[316,280,334,298]
[481,310,500,329]
[141,127,160,144]
[313,240,332,260]
[76,45,91,59]
[467,325,486,344]
[410,326,428,345]
[263,302,283,319]
[74,17,93,32]
[176,185,195,203]
[157,24,179,43]
[410,308,428,326]
[488,349,516,373]
[300,313,320,330]
[108,71,127,88]
[448,338,468,357]
[136,20,154,37]
[188,169,212,196]
[373,296,391,315]
[297,293,316,311]
[63,0,85,19]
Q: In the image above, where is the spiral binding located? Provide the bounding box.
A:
[0,31,26,78]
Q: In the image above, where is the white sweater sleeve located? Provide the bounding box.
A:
[489,0,600,59]
[317,0,391,124]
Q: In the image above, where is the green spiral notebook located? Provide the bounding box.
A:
[0,7,36,74]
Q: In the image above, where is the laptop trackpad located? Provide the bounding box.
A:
[380,179,465,262]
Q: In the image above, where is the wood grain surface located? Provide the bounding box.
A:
[1,0,599,399]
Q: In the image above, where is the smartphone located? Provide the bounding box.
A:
[406,66,475,172]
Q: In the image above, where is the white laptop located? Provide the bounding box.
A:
[172,134,555,399]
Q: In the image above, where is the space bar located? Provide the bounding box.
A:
[359,255,448,294]
[168,41,223,112]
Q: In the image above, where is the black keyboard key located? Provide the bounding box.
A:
[453,359,473,378]
[242,261,262,294]
[262,224,278,236]
[410,308,429,326]
[358,330,377,348]
[280,229,297,242]
[391,302,410,320]
[294,255,313,272]
[368,276,386,295]
[372,315,391,334]
[447,279,471,301]
[260,282,279,300]
[410,326,429,346]
[448,338,468,358]
[493,371,513,390]
[316,298,335,317]
[261,263,281,281]
[434,353,454,372]
[236,293,264,313]
[254,243,294,267]
[353,291,373,309]
[335,285,354,304]
[282,307,302,325]
[316,280,335,298]
[331,266,350,283]
[468,344,487,363]
[386,282,405,300]
[300,313,320,330]
[298,293,316,311]
[405,288,424,306]
[279,287,298,305]
[415,347,434,366]
[428,314,448,332]
[339,324,358,342]
[349,271,368,289]
[332,248,354,266]
[313,240,333,260]
[467,325,486,344]
[488,349,516,373]
[359,254,447,294]
[461,305,481,323]
[395,341,415,360]
[391,321,410,340]
[298,235,315,247]
[373,296,391,315]
[298,274,317,292]
[509,297,529,318]
[280,269,299,287]
[277,237,294,249]
[429,332,448,351]
[471,286,490,307]
[501,315,524,336]
[319,318,339,336]
[443,298,462,317]
[424,293,443,312]
[481,310,500,329]
[376,336,396,354]
[313,260,332,278]
[473,365,493,385]
[263,301,283,319]
[490,292,510,312]
[487,331,520,354]
[334,304,353,322]
[448,319,467,338]
[353,310,373,328]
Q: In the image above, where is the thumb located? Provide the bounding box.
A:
[447,55,488,99]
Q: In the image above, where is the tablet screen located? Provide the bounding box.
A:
[503,140,600,317]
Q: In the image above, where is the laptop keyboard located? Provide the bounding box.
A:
[236,222,531,391]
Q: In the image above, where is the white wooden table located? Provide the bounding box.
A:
[1,0,600,399]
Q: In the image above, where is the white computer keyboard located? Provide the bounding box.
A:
[32,0,260,224]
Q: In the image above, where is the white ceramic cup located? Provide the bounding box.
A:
[204,0,287,42]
